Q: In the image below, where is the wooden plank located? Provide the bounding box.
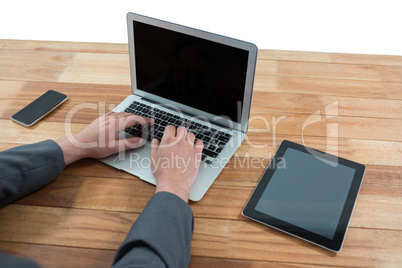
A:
[0,50,73,82]
[0,242,116,268]
[258,49,402,67]
[0,79,26,97]
[0,50,73,67]
[237,134,402,167]
[58,53,131,85]
[256,60,402,82]
[0,120,87,144]
[350,194,402,230]
[0,205,400,267]
[0,80,25,116]
[0,65,66,82]
[190,256,319,268]
[247,112,402,142]
[14,175,154,213]
[254,74,402,100]
[191,219,402,267]
[0,39,128,54]
[0,205,136,249]
[251,91,402,119]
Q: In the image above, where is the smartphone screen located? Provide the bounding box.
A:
[11,90,68,127]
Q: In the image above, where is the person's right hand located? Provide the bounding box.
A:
[150,125,204,202]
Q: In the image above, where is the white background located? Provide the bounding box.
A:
[1,0,401,55]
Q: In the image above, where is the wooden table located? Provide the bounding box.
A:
[0,39,401,267]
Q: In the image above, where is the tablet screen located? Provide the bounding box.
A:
[242,140,365,252]
[255,147,355,240]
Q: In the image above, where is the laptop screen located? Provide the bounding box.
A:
[133,21,249,124]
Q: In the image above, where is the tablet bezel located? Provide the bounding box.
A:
[242,140,365,252]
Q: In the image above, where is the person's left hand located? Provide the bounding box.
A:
[56,111,153,165]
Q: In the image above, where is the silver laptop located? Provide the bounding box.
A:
[100,13,257,201]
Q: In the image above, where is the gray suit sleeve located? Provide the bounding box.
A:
[0,140,65,208]
[0,141,194,268]
[0,252,41,268]
[112,192,194,268]
[0,140,65,267]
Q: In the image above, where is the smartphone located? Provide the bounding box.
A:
[11,90,68,127]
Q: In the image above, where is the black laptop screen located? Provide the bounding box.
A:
[133,21,249,123]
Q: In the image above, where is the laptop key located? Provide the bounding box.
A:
[204,159,213,165]
[129,103,138,109]
[217,136,230,143]
[202,136,211,143]
[203,148,218,158]
[208,144,217,151]
[128,128,141,136]
[124,108,135,113]
[223,133,232,138]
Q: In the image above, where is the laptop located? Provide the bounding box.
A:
[100,13,258,201]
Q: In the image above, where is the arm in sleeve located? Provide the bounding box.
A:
[112,192,194,268]
[0,251,40,268]
[0,140,65,208]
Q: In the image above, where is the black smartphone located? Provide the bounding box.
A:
[11,90,68,127]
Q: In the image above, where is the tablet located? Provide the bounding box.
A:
[242,140,365,252]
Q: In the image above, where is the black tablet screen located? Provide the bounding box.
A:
[255,147,356,240]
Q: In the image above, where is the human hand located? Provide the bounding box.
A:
[150,125,204,203]
[57,111,153,165]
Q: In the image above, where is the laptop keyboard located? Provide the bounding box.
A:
[123,101,232,165]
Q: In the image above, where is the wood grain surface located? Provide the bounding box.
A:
[0,39,401,267]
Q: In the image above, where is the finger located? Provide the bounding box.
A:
[176,126,187,141]
[194,139,204,152]
[187,131,195,146]
[161,125,176,145]
[194,140,204,166]
[150,138,160,158]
